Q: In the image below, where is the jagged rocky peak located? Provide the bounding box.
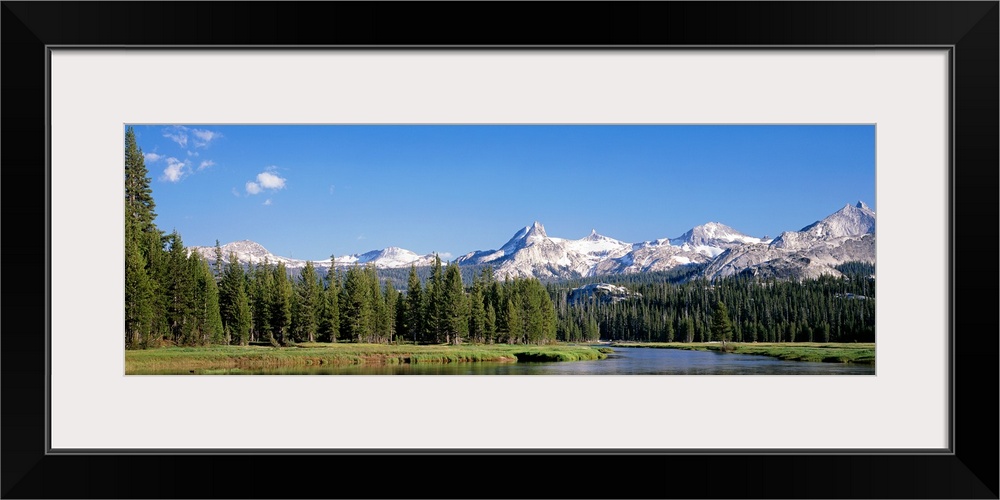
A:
[525,221,547,237]
[856,200,871,211]
[581,228,616,242]
[501,221,549,250]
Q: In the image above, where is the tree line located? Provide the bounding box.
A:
[549,266,875,343]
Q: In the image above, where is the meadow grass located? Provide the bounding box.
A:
[125,343,608,373]
[609,342,875,364]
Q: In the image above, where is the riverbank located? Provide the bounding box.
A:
[125,343,608,374]
[608,342,875,364]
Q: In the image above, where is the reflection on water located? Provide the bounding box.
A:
[146,347,875,375]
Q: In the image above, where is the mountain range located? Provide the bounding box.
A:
[189,201,875,282]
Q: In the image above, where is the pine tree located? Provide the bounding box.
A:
[710,301,734,347]
[270,263,293,345]
[318,256,340,342]
[425,255,445,343]
[218,252,252,345]
[468,280,487,344]
[442,262,467,345]
[484,302,497,343]
[123,127,164,348]
[250,259,274,342]
[124,126,157,233]
[404,264,423,343]
[191,254,224,345]
[384,282,399,343]
[163,231,197,345]
[342,265,372,342]
[292,261,321,342]
[124,217,155,349]
[213,239,224,278]
[504,294,522,344]
[394,290,407,343]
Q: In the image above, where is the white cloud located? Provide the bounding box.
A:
[356,235,366,240]
[231,187,240,197]
[256,171,286,189]
[160,157,190,182]
[191,128,220,148]
[329,185,336,194]
[187,150,198,157]
[163,126,188,148]
[198,160,215,170]
[263,199,272,206]
[245,168,287,195]
[144,152,163,162]
[438,252,453,259]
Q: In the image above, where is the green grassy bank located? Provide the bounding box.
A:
[125,343,608,373]
[609,342,875,364]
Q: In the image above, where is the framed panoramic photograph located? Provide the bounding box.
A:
[122,123,876,376]
[4,2,997,499]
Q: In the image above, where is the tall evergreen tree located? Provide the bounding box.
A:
[424,255,445,343]
[212,239,224,278]
[163,231,197,344]
[318,256,341,342]
[342,265,372,342]
[191,254,225,344]
[468,280,487,344]
[124,217,155,349]
[441,262,467,345]
[404,264,423,343]
[292,261,321,342]
[219,251,252,345]
[124,126,157,232]
[384,281,399,343]
[124,127,164,348]
[367,265,389,343]
[394,289,407,343]
[504,294,522,344]
[711,301,734,347]
[249,259,273,342]
[270,263,293,345]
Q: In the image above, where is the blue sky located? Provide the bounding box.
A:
[130,124,875,261]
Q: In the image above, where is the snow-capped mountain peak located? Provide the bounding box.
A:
[499,221,549,251]
[798,201,875,238]
[665,222,763,258]
[220,239,271,259]
[191,201,874,283]
[524,221,548,240]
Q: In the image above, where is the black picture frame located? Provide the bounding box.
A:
[3,2,997,498]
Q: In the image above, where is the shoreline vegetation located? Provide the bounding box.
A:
[124,343,608,374]
[609,342,875,364]
[125,341,876,374]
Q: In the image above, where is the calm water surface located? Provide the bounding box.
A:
[156,346,874,375]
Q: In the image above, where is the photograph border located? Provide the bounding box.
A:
[4,2,997,498]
